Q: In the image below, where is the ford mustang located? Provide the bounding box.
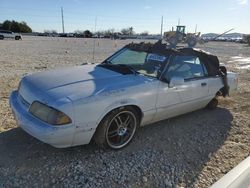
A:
[9,41,238,149]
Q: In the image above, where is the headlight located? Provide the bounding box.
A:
[29,101,72,125]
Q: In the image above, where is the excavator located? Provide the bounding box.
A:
[164,26,234,48]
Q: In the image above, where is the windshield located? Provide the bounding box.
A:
[105,48,168,78]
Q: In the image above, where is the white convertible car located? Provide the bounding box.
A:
[10,41,238,149]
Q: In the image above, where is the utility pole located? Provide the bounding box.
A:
[160,16,163,38]
[178,18,180,26]
[61,6,65,33]
[195,24,197,33]
[92,16,97,62]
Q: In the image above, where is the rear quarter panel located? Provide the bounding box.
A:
[206,76,224,97]
[206,71,238,97]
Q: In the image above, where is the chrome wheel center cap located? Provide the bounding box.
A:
[118,127,127,136]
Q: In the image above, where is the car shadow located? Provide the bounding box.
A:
[0,107,233,187]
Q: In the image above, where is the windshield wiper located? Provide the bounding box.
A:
[116,64,139,75]
[102,60,112,64]
[98,62,139,75]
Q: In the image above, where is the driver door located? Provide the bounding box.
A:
[154,55,209,122]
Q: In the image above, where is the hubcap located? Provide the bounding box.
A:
[106,110,137,149]
[118,127,127,136]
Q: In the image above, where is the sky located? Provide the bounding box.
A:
[0,0,249,34]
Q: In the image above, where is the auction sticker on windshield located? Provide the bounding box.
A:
[147,53,167,62]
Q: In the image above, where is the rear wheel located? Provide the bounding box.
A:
[206,98,218,110]
[93,107,139,150]
[15,36,21,40]
[0,35,4,40]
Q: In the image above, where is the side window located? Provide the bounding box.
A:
[164,56,207,81]
[192,57,205,77]
[202,62,208,76]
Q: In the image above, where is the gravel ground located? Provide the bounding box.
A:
[0,36,249,187]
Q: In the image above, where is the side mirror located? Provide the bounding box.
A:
[169,77,184,88]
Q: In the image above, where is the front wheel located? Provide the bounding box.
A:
[206,98,218,110]
[93,107,139,150]
[0,35,4,40]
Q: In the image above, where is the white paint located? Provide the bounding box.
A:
[9,64,238,148]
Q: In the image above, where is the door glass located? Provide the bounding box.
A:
[164,56,207,81]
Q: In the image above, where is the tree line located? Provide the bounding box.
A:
[0,19,151,37]
[44,27,149,37]
[0,20,32,33]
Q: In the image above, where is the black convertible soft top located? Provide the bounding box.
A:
[126,40,220,77]
[179,48,220,77]
[126,40,228,96]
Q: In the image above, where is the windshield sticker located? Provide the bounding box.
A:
[147,54,166,62]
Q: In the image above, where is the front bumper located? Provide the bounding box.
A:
[9,91,75,148]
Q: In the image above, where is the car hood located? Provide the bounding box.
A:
[20,64,147,103]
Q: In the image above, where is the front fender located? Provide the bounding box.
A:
[71,97,142,147]
[96,98,142,126]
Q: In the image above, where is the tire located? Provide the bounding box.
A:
[187,38,197,48]
[0,35,4,40]
[219,66,227,75]
[15,36,21,40]
[93,106,140,150]
[206,98,218,110]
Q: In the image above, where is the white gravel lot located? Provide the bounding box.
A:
[0,36,249,187]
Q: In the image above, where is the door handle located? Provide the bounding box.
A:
[201,82,207,86]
